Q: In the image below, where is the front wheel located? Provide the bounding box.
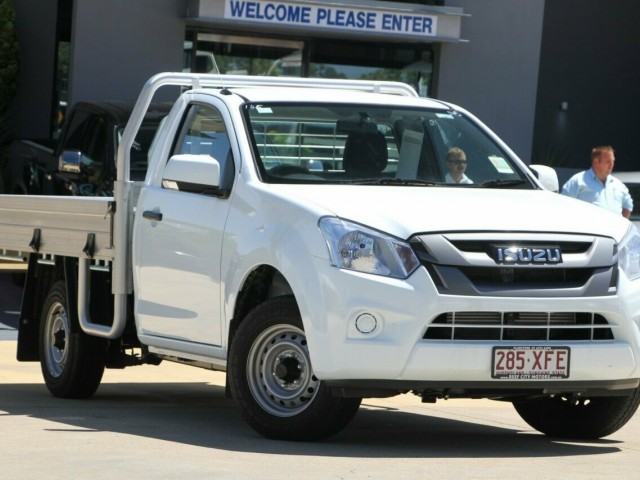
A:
[228,296,361,441]
[39,280,107,398]
[513,388,640,439]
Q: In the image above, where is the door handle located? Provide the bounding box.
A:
[142,210,163,221]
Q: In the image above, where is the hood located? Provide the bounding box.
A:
[268,184,632,241]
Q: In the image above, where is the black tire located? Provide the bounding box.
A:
[39,280,106,398]
[513,388,640,439]
[228,296,361,441]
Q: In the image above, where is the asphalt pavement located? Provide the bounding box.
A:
[1,338,639,479]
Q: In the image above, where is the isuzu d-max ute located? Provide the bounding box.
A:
[0,73,638,441]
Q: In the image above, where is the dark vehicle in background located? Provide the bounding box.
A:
[2,102,170,196]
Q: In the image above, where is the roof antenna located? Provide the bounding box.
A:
[211,53,231,95]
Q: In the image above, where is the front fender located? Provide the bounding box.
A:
[221,180,331,351]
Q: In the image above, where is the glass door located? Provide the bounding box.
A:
[184,33,304,77]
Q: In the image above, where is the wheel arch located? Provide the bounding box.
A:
[17,256,116,361]
[228,264,294,350]
[17,255,64,361]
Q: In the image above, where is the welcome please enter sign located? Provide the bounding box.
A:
[224,0,438,37]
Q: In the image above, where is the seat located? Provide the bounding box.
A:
[342,131,389,177]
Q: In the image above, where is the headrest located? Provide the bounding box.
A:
[342,130,388,176]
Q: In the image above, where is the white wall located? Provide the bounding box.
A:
[437,0,545,162]
[67,0,187,107]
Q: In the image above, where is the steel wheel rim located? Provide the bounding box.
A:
[247,324,320,417]
[44,301,69,378]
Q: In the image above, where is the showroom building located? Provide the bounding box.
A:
[8,0,640,170]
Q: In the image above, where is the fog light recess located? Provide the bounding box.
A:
[355,313,378,334]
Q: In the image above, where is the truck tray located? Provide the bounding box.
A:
[0,195,114,261]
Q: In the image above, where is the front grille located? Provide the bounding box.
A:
[410,233,618,297]
[449,240,593,255]
[458,266,593,287]
[423,312,614,341]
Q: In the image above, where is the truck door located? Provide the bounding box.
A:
[133,99,235,348]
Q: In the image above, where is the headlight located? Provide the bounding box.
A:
[619,225,640,280]
[318,217,420,279]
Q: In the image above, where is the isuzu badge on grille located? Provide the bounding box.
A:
[494,246,563,264]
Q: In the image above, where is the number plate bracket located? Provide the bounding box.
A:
[492,346,570,379]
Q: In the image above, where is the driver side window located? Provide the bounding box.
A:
[172,103,235,192]
[175,104,230,159]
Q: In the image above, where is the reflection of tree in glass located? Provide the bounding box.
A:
[308,64,347,79]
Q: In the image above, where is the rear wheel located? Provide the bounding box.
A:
[513,389,640,439]
[228,296,361,441]
[39,280,106,398]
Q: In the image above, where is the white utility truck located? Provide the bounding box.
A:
[1,73,639,441]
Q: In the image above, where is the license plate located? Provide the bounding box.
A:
[492,346,570,379]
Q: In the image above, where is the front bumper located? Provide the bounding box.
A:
[299,258,640,392]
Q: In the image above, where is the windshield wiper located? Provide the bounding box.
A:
[349,178,442,186]
[478,179,527,188]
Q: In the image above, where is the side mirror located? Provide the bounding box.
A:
[162,154,222,195]
[529,164,559,193]
[59,150,83,174]
[59,149,99,180]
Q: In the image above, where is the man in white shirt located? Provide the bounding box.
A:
[561,145,632,218]
[444,147,473,184]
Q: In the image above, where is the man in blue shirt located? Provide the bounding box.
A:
[561,145,633,218]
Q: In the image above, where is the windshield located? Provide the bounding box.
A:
[244,103,532,188]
